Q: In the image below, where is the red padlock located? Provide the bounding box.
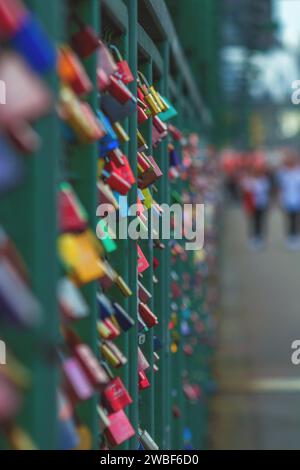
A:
[138,370,150,390]
[71,23,99,59]
[58,46,93,96]
[102,377,133,412]
[109,148,125,168]
[107,75,133,104]
[138,303,158,328]
[109,46,134,85]
[58,183,88,233]
[137,245,150,274]
[0,0,27,41]
[118,155,136,186]
[153,116,168,134]
[74,344,110,390]
[137,105,148,125]
[80,103,106,141]
[137,153,151,172]
[105,409,135,447]
[103,317,120,340]
[138,281,152,303]
[105,171,131,196]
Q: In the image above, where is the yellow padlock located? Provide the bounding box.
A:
[6,426,38,450]
[100,342,120,368]
[58,232,104,285]
[113,122,130,143]
[97,321,111,340]
[115,275,133,297]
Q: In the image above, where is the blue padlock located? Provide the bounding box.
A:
[97,292,114,320]
[58,418,80,450]
[98,111,119,157]
[0,136,24,193]
[10,13,57,75]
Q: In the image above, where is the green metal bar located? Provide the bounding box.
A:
[139,60,155,438]
[153,40,170,450]
[170,76,185,451]
[69,0,100,450]
[125,0,139,450]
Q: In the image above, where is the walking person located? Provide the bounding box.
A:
[277,152,300,249]
[241,164,271,250]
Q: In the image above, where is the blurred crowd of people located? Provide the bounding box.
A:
[221,149,300,250]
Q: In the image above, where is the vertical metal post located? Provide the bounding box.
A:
[139,60,155,437]
[69,0,100,449]
[125,0,139,450]
[154,40,171,450]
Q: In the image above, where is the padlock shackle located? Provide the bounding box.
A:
[109,45,123,62]
[138,71,152,89]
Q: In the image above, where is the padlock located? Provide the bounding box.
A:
[137,245,150,274]
[137,153,151,172]
[148,86,167,112]
[100,342,122,368]
[97,67,111,92]
[59,182,88,233]
[103,170,131,196]
[97,292,114,319]
[137,104,149,125]
[97,219,117,254]
[152,124,167,147]
[62,355,94,403]
[0,51,52,129]
[6,121,40,155]
[98,405,111,431]
[0,353,31,390]
[158,96,178,122]
[71,18,99,59]
[105,340,127,367]
[138,281,152,303]
[98,261,118,290]
[59,87,103,143]
[58,232,104,285]
[0,0,27,41]
[139,429,159,450]
[138,370,150,390]
[108,148,125,168]
[98,41,118,78]
[109,45,134,85]
[101,94,137,123]
[105,409,135,447]
[75,425,93,450]
[138,347,150,371]
[113,122,130,143]
[0,227,28,284]
[98,111,119,156]
[0,137,24,194]
[153,115,168,134]
[137,72,162,115]
[97,320,112,340]
[112,303,135,332]
[169,145,181,167]
[10,12,57,75]
[138,315,149,334]
[74,343,110,389]
[102,377,132,412]
[115,275,133,297]
[137,130,148,151]
[97,181,119,210]
[107,75,133,104]
[58,46,93,96]
[0,373,22,425]
[102,317,120,340]
[153,257,160,270]
[58,277,89,321]
[5,426,37,450]
[0,258,41,328]
[58,417,80,450]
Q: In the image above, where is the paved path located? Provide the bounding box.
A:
[210,206,300,450]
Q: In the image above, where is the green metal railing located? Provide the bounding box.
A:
[0,0,212,451]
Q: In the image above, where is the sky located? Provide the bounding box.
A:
[275,0,300,49]
[250,0,300,101]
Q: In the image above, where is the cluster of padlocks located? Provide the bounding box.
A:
[0,0,221,450]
